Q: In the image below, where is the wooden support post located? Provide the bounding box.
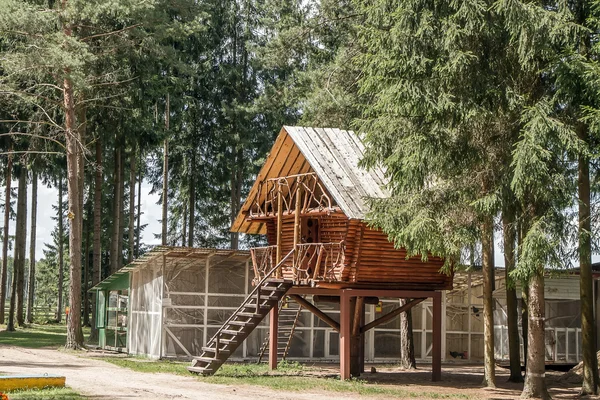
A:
[293,178,302,277]
[340,291,351,380]
[269,304,279,370]
[350,297,361,377]
[360,301,365,373]
[289,294,340,332]
[276,186,283,278]
[432,292,442,382]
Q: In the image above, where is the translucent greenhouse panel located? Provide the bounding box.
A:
[312,330,325,358]
[446,333,469,360]
[374,331,401,358]
[164,327,203,358]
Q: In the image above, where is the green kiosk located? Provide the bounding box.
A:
[90,269,130,352]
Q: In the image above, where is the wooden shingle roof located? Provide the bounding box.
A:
[232,126,389,234]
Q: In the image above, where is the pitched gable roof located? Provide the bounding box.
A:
[232,126,389,234]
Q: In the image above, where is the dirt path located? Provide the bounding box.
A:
[0,345,360,399]
[0,345,597,399]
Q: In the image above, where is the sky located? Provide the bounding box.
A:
[5,179,598,267]
[6,180,163,261]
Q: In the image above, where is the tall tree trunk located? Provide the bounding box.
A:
[578,124,598,395]
[136,159,142,258]
[182,201,187,247]
[502,211,523,382]
[90,136,102,341]
[110,143,121,273]
[399,298,416,369]
[62,49,84,348]
[26,169,38,324]
[9,167,27,330]
[162,94,169,246]
[57,173,64,323]
[521,271,550,399]
[230,149,243,249]
[481,215,496,387]
[128,148,136,263]
[83,201,91,327]
[117,149,125,268]
[0,144,12,324]
[188,152,195,247]
[15,168,27,328]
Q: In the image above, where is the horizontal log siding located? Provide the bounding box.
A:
[354,226,451,289]
[265,217,451,289]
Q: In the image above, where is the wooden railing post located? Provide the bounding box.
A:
[293,177,302,280]
[276,183,283,278]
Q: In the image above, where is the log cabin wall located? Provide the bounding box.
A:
[265,215,451,290]
[353,225,452,290]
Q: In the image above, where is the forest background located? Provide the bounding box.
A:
[2,0,600,398]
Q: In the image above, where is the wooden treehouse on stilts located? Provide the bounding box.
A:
[188,126,453,380]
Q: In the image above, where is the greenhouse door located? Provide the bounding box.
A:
[105,289,129,352]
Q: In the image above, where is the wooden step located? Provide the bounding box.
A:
[237,312,262,318]
[188,366,215,375]
[221,329,245,336]
[193,356,219,363]
[202,347,231,354]
[227,320,254,327]
[261,285,288,292]
[248,295,280,302]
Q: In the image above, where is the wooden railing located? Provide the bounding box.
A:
[248,173,334,218]
[250,245,278,283]
[250,242,345,284]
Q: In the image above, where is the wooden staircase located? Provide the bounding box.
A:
[258,297,304,362]
[188,250,294,376]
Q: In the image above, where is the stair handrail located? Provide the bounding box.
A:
[205,249,295,353]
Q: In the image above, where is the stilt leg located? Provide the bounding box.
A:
[340,291,351,380]
[360,301,365,373]
[432,292,442,381]
[269,304,278,370]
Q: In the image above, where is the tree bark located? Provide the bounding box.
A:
[162,94,169,246]
[9,166,27,330]
[136,158,142,258]
[83,200,91,327]
[399,298,416,369]
[110,143,121,273]
[188,152,195,247]
[578,124,598,395]
[0,144,12,324]
[128,148,136,263]
[481,215,496,387]
[230,149,243,249]
[90,136,102,341]
[117,148,125,268]
[521,271,550,399]
[182,201,187,247]
[63,65,84,349]
[503,211,523,382]
[57,173,64,323]
[26,169,38,323]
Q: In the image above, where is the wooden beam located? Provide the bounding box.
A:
[276,188,282,278]
[352,296,364,337]
[289,294,340,332]
[293,178,301,275]
[269,305,279,370]
[340,292,351,380]
[361,298,425,333]
[432,292,442,382]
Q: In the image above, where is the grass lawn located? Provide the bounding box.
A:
[5,387,83,400]
[0,324,91,349]
[101,358,471,399]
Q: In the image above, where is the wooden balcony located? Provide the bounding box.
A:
[250,242,345,285]
[248,173,338,220]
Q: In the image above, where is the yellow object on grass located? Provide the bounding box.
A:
[0,374,65,391]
